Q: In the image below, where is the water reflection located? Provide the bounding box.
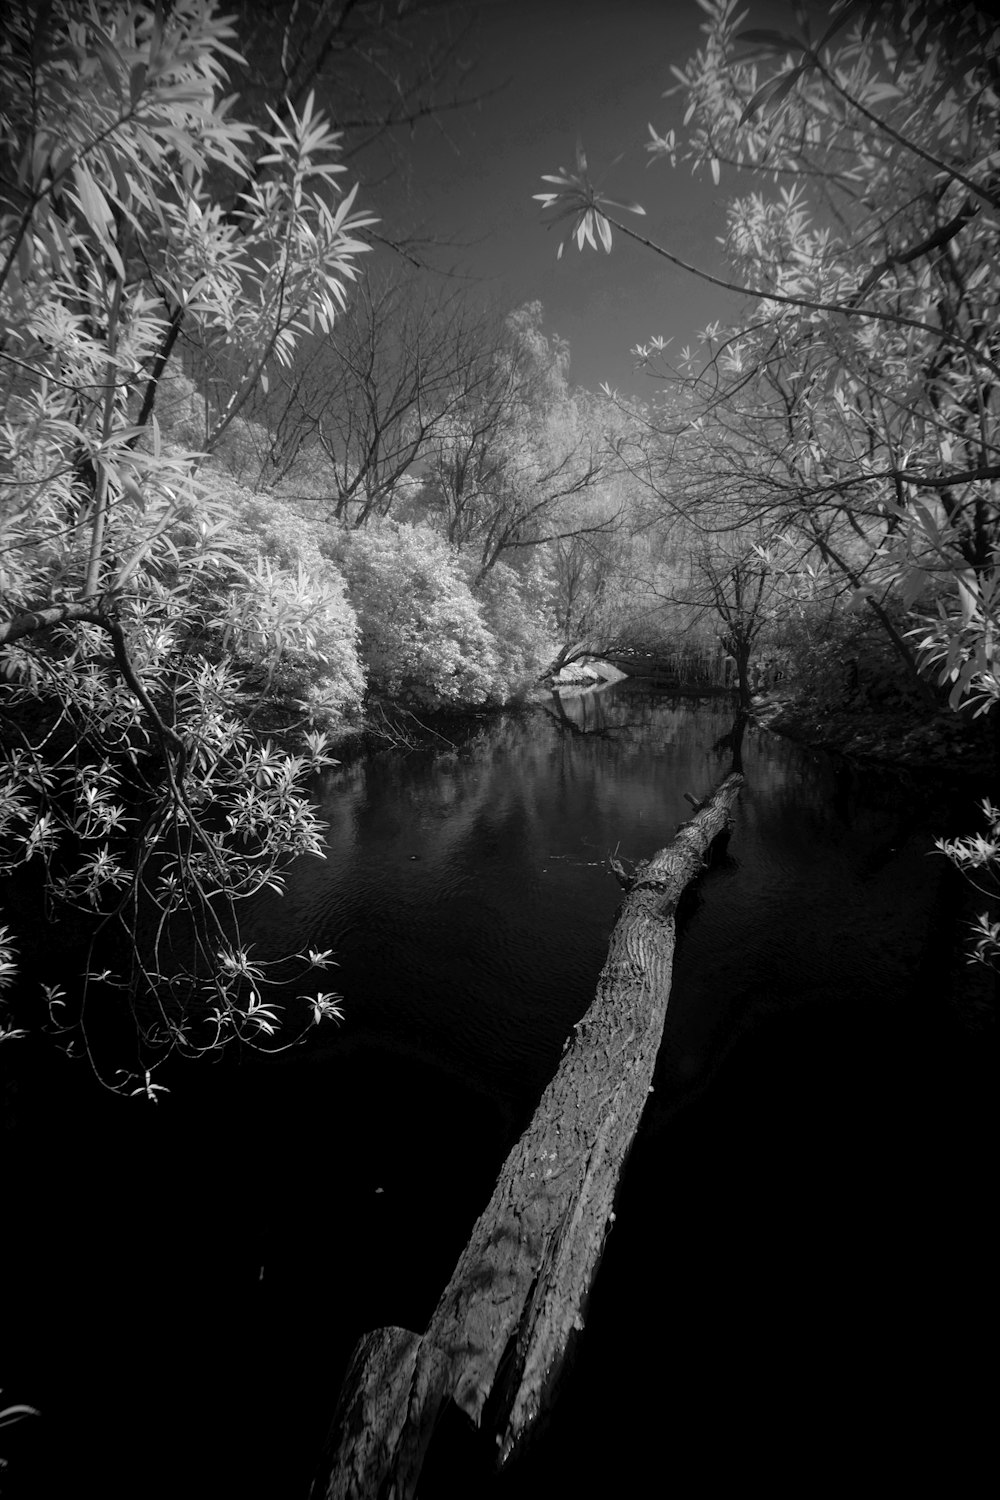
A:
[5,685,990,1500]
[245,683,971,1123]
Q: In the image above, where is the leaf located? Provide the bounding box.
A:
[899,567,930,608]
[94,35,124,95]
[120,477,145,511]
[0,1403,40,1427]
[739,65,805,125]
[601,196,646,216]
[73,164,112,236]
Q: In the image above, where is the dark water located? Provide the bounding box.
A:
[2,687,994,1496]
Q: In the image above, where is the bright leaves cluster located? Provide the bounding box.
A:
[534,143,646,258]
[0,0,377,1086]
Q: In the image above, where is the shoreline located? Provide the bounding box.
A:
[753,693,996,782]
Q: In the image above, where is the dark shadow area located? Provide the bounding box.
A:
[2,690,993,1498]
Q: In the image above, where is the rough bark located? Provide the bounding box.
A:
[0,600,106,647]
[314,772,744,1500]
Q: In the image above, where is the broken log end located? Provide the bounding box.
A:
[309,1326,423,1500]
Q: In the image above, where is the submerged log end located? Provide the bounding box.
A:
[311,1325,422,1500]
[494,1235,604,1468]
[494,1112,621,1465]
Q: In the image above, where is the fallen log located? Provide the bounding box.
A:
[313,771,744,1500]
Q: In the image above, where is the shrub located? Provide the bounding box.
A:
[330,521,504,708]
[467,558,554,699]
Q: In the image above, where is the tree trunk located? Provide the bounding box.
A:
[734,640,753,712]
[312,772,744,1500]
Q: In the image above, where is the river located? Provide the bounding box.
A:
[2,685,993,1497]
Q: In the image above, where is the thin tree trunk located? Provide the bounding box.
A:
[312,772,744,1500]
[734,641,753,712]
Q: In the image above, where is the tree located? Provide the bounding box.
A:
[545,475,664,669]
[420,303,612,583]
[536,0,1000,715]
[329,519,505,708]
[535,0,999,968]
[231,0,487,186]
[623,341,940,704]
[237,272,505,518]
[0,0,375,1085]
[694,541,774,711]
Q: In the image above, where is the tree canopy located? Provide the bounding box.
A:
[538,0,999,715]
[536,0,999,961]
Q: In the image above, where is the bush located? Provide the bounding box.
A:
[779,597,929,713]
[329,521,505,708]
[221,489,366,726]
[466,558,554,700]
[0,0,374,1081]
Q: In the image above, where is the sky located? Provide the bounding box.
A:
[372,0,800,400]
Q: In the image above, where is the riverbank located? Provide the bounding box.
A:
[325,676,996,781]
[318,659,629,758]
[755,692,996,780]
[540,658,628,691]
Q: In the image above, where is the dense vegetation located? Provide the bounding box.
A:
[537,0,999,959]
[1,0,996,1086]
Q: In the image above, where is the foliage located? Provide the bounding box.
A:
[221,488,366,725]
[0,0,376,1083]
[247,290,644,697]
[936,800,1000,969]
[536,0,1000,971]
[464,556,554,698]
[537,0,1000,714]
[329,520,507,708]
[230,0,484,183]
[778,583,931,712]
[548,523,666,668]
[219,288,645,682]
[239,273,506,517]
[419,303,611,581]
[665,0,1000,958]
[0,1392,39,1471]
[692,541,775,709]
